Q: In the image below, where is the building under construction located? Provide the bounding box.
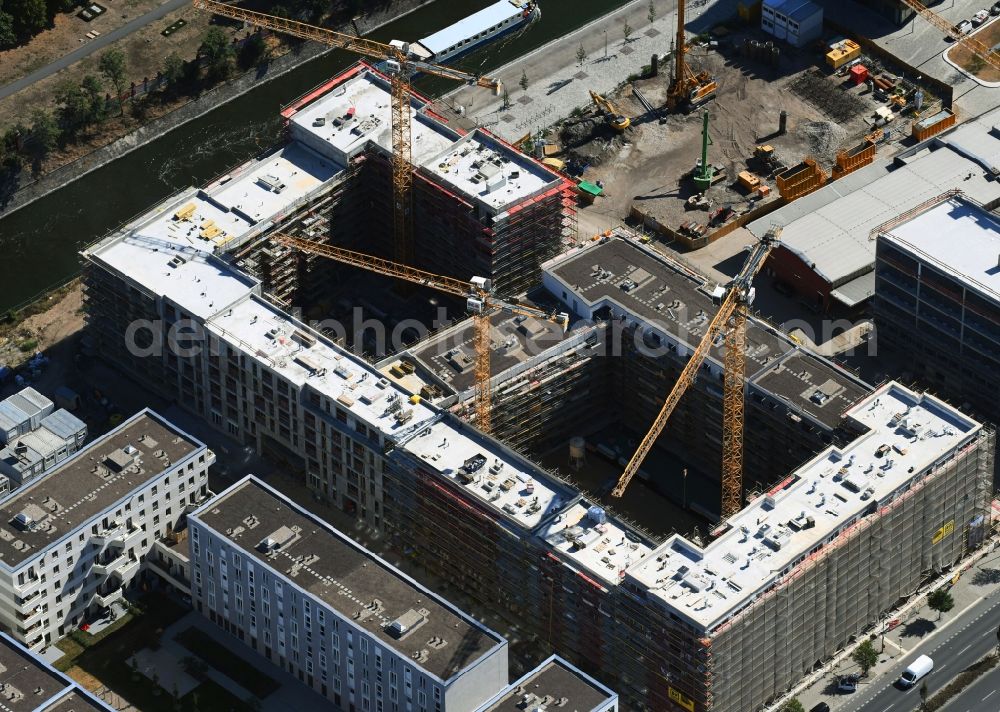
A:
[79,66,995,711]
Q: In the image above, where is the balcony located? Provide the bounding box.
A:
[17,606,43,627]
[93,552,129,577]
[114,556,140,581]
[94,522,142,549]
[93,587,123,608]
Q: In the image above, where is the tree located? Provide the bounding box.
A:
[928,588,954,619]
[80,74,105,125]
[576,42,586,66]
[162,52,184,93]
[623,20,633,42]
[648,0,656,24]
[55,81,89,136]
[780,699,805,712]
[0,11,16,48]
[852,640,879,677]
[199,27,235,82]
[238,32,271,70]
[99,48,127,114]
[27,109,58,162]
[501,87,510,109]
[519,69,528,91]
[6,0,47,39]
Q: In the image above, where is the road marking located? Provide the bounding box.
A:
[958,644,972,655]
[983,689,996,701]
[881,704,894,712]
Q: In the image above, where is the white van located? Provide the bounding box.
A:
[898,655,933,688]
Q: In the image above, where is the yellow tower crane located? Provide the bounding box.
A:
[611,227,781,520]
[589,90,631,131]
[667,0,717,111]
[897,0,1000,72]
[192,0,503,267]
[273,234,569,434]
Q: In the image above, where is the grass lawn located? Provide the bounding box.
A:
[176,626,279,698]
[54,593,255,712]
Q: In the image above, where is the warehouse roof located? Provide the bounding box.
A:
[193,477,505,681]
[748,116,1000,303]
[626,382,981,632]
[880,196,1000,301]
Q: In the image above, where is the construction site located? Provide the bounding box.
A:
[543,6,958,250]
[67,0,1000,711]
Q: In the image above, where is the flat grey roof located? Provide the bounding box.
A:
[193,477,503,681]
[0,411,200,569]
[881,196,1000,302]
[43,689,110,711]
[483,656,615,711]
[0,635,72,712]
[545,237,867,428]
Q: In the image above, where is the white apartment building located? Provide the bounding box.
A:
[0,409,212,651]
[188,476,509,712]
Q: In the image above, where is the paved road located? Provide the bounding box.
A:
[0,0,187,101]
[849,590,1000,712]
[940,663,1000,712]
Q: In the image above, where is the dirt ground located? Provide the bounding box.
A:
[0,0,170,86]
[0,5,235,129]
[0,281,84,380]
[945,19,1000,83]
[565,30,883,240]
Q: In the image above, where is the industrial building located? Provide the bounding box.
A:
[189,476,511,712]
[874,192,1000,430]
[748,105,1000,312]
[0,630,114,710]
[761,0,823,48]
[0,387,86,494]
[0,410,212,651]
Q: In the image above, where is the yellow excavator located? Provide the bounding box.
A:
[589,90,631,131]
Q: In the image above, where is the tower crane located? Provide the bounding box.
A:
[192,0,503,268]
[897,0,1000,72]
[589,90,631,131]
[667,0,718,111]
[273,234,569,434]
[610,227,782,520]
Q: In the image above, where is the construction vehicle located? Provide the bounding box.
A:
[611,227,782,521]
[589,90,631,131]
[272,234,569,435]
[192,0,502,271]
[897,0,1000,72]
[667,0,718,111]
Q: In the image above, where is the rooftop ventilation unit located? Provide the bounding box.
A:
[385,609,427,639]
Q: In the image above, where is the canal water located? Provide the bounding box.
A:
[0,0,635,312]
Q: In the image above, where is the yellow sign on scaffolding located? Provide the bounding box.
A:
[932,520,955,545]
[668,686,696,712]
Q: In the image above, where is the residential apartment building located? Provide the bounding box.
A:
[188,476,510,712]
[477,655,618,711]
[0,388,86,494]
[0,630,114,710]
[874,194,1000,430]
[0,410,212,651]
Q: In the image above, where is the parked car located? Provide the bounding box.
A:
[810,704,831,712]
[838,674,860,693]
[972,9,990,25]
[956,19,974,34]
[992,2,1000,15]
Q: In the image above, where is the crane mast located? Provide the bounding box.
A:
[611,228,781,521]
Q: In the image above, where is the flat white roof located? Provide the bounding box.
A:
[206,295,438,434]
[625,381,981,632]
[290,70,458,166]
[400,419,575,530]
[882,196,1000,301]
[539,501,654,586]
[423,130,558,213]
[417,0,524,56]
